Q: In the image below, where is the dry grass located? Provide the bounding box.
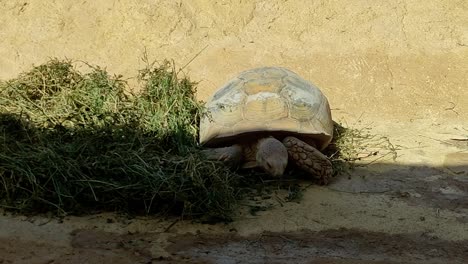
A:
[0,59,239,219]
[325,121,398,177]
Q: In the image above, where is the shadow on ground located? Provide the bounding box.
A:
[330,162,468,214]
[0,112,467,264]
[162,228,468,264]
[1,161,466,264]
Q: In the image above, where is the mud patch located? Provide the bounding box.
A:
[166,229,468,264]
[70,229,154,263]
[0,230,156,264]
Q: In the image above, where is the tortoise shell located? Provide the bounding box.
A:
[199,67,333,150]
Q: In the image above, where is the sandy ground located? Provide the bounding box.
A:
[0,0,467,263]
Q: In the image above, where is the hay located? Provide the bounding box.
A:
[0,59,239,219]
[325,121,398,177]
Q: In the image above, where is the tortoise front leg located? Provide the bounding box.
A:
[201,144,243,168]
[282,136,333,185]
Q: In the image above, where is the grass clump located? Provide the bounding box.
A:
[325,121,398,177]
[0,58,239,219]
[136,61,204,153]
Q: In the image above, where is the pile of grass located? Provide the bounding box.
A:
[0,59,239,219]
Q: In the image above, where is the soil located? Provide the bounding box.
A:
[0,0,467,263]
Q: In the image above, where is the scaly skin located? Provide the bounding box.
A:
[282,136,333,185]
[202,136,332,184]
[201,145,243,168]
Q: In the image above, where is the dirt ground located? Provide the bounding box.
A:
[0,0,467,263]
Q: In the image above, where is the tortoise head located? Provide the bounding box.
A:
[256,137,288,177]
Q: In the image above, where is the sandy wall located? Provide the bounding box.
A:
[1,0,467,122]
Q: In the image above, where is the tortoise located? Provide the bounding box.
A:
[199,67,334,184]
